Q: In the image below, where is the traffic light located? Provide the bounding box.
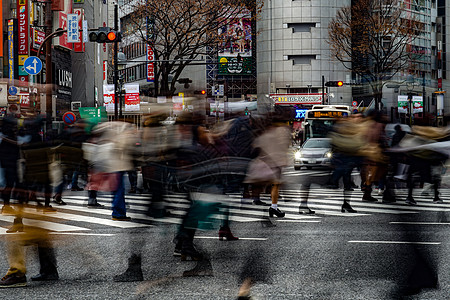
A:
[89,27,121,43]
[244,107,249,116]
[194,90,207,95]
[325,81,344,87]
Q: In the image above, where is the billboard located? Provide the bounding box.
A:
[124,83,140,112]
[218,11,252,75]
[103,84,115,112]
[8,19,16,81]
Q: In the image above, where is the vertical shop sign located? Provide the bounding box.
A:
[124,84,140,111]
[7,19,16,81]
[18,0,28,55]
[146,17,155,82]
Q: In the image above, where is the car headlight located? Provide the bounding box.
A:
[294,151,302,160]
[324,152,332,158]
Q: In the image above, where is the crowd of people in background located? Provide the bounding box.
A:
[0,106,446,298]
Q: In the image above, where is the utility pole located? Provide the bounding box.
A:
[44,2,53,123]
[114,4,119,119]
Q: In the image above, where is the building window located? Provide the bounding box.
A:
[287,23,317,33]
[288,55,316,65]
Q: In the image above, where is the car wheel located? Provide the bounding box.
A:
[306,166,312,170]
[294,166,300,170]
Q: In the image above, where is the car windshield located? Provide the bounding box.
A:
[303,139,330,148]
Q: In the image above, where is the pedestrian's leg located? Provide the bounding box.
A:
[269,184,285,217]
[34,238,59,280]
[112,172,128,219]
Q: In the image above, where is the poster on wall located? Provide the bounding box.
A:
[124,84,140,112]
[103,84,115,112]
[397,95,409,114]
[218,10,252,75]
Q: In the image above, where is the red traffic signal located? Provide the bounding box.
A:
[201,90,206,95]
[89,27,121,43]
[325,81,344,87]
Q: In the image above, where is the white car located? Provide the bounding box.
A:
[294,138,333,170]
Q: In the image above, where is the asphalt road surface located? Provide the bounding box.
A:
[0,168,448,299]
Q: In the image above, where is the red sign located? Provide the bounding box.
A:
[55,12,73,50]
[124,84,140,112]
[63,111,77,125]
[18,0,28,55]
[73,8,85,53]
[103,61,107,81]
[20,94,30,107]
[147,45,155,82]
[32,28,46,50]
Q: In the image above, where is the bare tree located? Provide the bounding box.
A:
[328,0,424,107]
[121,0,262,97]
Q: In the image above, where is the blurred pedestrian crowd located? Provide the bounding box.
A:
[0,107,446,298]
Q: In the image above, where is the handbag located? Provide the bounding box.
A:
[244,157,276,183]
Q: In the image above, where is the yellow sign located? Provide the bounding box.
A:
[18,55,28,66]
[310,111,348,118]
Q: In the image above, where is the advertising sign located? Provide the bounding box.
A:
[103,84,115,112]
[218,11,252,75]
[8,19,16,81]
[397,95,409,114]
[55,12,73,50]
[67,14,79,43]
[146,17,155,82]
[73,9,85,52]
[18,0,29,56]
[124,84,140,112]
[271,93,323,105]
[412,96,423,114]
[147,45,155,82]
[32,28,46,50]
[20,94,30,108]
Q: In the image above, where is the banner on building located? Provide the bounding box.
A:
[397,95,409,114]
[218,10,252,75]
[124,84,140,112]
[8,19,16,81]
[73,9,85,52]
[146,17,155,82]
[103,84,115,112]
[412,96,423,114]
[54,12,73,50]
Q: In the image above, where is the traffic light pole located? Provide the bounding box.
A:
[114,4,119,119]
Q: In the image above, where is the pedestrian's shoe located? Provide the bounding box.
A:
[0,273,27,288]
[71,186,84,191]
[112,216,131,221]
[268,207,285,218]
[299,206,315,214]
[218,226,239,241]
[113,254,143,282]
[43,205,57,213]
[87,203,104,208]
[53,194,66,205]
[433,197,443,204]
[406,197,417,205]
[252,199,267,206]
[31,273,59,281]
[1,205,16,215]
[181,244,203,261]
[6,218,24,233]
[362,194,378,202]
[341,202,357,213]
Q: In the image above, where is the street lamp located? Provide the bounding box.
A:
[406,75,415,126]
[117,52,127,118]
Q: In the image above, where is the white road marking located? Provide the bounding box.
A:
[390,222,450,225]
[348,240,441,245]
[195,236,268,241]
[0,215,89,233]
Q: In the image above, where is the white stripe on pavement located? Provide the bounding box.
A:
[195,236,268,241]
[0,215,89,233]
[390,222,450,225]
[348,240,441,245]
